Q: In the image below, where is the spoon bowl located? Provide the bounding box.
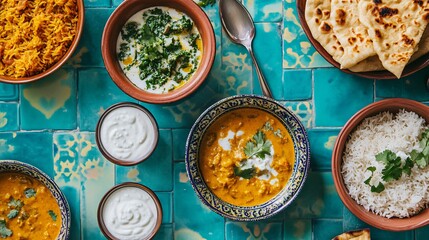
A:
[219,0,272,98]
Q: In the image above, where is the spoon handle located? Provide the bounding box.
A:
[246,46,273,98]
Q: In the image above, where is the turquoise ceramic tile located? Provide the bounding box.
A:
[253,23,282,98]
[140,83,220,129]
[283,2,330,68]
[284,172,342,219]
[226,221,283,239]
[313,219,343,240]
[416,225,429,240]
[173,129,190,161]
[243,0,282,23]
[154,224,174,240]
[308,129,340,171]
[156,192,172,224]
[53,132,81,240]
[343,207,414,240]
[0,103,18,131]
[174,162,224,240]
[284,219,311,240]
[0,83,18,101]
[78,132,115,240]
[314,68,374,127]
[282,101,313,129]
[283,69,312,101]
[70,8,114,67]
[116,130,173,191]
[20,68,76,130]
[376,70,429,101]
[221,29,253,96]
[78,68,137,131]
[84,0,110,7]
[0,132,53,177]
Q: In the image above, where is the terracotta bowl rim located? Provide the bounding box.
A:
[296,0,429,80]
[332,98,429,231]
[95,102,159,166]
[0,0,85,84]
[101,0,216,104]
[97,182,163,240]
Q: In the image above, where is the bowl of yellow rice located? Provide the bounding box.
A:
[0,0,84,83]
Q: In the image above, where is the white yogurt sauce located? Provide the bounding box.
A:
[100,106,156,162]
[103,187,158,240]
[218,130,279,185]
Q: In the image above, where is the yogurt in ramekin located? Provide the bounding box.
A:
[98,183,162,240]
[96,102,159,166]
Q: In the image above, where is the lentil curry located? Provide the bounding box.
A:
[199,108,295,206]
[0,172,61,239]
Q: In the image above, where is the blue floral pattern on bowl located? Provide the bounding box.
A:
[185,95,310,221]
[0,160,70,239]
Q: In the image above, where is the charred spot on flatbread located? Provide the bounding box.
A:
[335,9,346,25]
[379,7,399,17]
[321,22,332,33]
[373,0,382,4]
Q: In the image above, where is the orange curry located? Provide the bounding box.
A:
[199,108,295,206]
[0,172,61,239]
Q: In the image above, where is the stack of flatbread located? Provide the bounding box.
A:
[305,0,429,78]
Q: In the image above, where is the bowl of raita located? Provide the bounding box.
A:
[101,0,215,103]
[332,98,429,231]
[185,95,310,221]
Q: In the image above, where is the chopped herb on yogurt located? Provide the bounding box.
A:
[117,7,202,94]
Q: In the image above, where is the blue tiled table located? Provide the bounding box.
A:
[1,0,429,239]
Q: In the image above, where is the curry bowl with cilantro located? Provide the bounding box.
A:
[0,160,70,239]
[102,0,215,104]
[185,95,310,221]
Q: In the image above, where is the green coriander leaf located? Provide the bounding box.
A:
[48,210,57,222]
[0,220,12,238]
[423,146,429,156]
[403,158,414,176]
[375,149,396,164]
[367,166,376,172]
[371,182,385,193]
[198,0,216,7]
[7,209,18,219]
[243,131,272,159]
[8,198,23,209]
[381,158,403,182]
[24,188,36,198]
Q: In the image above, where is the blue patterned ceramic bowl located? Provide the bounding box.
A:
[0,160,70,239]
[185,95,310,221]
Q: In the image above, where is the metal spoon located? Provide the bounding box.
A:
[219,0,273,98]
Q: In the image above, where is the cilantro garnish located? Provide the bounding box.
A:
[24,188,36,198]
[8,198,23,209]
[244,131,272,159]
[0,220,12,238]
[48,210,57,222]
[233,165,256,179]
[366,129,429,193]
[7,210,18,220]
[198,0,216,7]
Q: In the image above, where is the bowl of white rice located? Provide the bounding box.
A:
[332,98,429,231]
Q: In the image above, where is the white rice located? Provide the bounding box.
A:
[342,110,429,218]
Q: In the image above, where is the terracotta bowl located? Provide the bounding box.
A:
[97,182,162,240]
[95,102,159,166]
[332,98,429,231]
[0,160,71,239]
[296,0,429,80]
[0,0,84,84]
[185,95,311,221]
[101,0,215,104]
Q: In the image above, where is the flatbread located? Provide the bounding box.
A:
[331,0,376,69]
[349,26,429,73]
[305,0,344,63]
[332,228,370,240]
[358,0,429,78]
